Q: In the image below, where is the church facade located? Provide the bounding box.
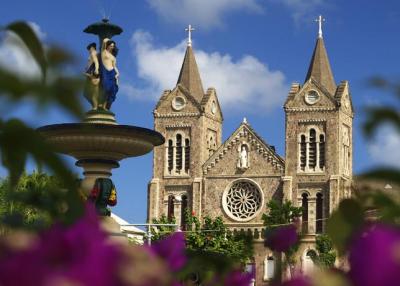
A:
[147,29,353,285]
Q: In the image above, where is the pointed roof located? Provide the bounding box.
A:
[176,45,205,103]
[305,37,336,95]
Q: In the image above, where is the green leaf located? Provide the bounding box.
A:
[363,107,400,138]
[5,21,47,79]
[326,199,364,254]
[360,168,400,185]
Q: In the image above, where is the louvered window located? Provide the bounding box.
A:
[300,135,307,171]
[309,129,317,169]
[168,140,173,172]
[176,134,183,172]
[319,134,325,169]
[185,139,190,172]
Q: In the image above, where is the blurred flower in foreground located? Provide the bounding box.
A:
[222,269,253,286]
[265,224,298,252]
[280,276,311,286]
[150,232,187,272]
[0,204,121,286]
[349,223,400,286]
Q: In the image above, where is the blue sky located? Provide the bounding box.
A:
[1,0,400,224]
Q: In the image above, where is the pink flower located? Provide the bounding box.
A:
[0,205,122,286]
[349,223,400,286]
[222,270,253,286]
[265,225,298,252]
[150,232,187,272]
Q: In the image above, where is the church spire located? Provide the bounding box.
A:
[305,15,336,95]
[176,25,205,102]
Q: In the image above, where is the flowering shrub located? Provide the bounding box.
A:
[0,205,252,286]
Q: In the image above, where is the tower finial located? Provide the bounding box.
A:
[315,15,325,38]
[185,24,195,47]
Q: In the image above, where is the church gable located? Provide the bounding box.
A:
[284,78,338,111]
[335,80,354,116]
[154,85,202,115]
[203,121,284,177]
[200,87,223,121]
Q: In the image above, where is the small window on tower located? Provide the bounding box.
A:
[305,90,320,105]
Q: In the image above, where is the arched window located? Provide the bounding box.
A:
[309,129,317,170]
[167,133,190,175]
[168,140,173,172]
[180,195,188,230]
[319,134,325,169]
[316,193,323,233]
[300,135,307,171]
[167,195,175,220]
[263,255,275,281]
[185,139,190,172]
[176,134,183,172]
[302,193,309,234]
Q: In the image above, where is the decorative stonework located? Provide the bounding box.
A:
[284,107,336,112]
[222,179,263,222]
[203,125,284,175]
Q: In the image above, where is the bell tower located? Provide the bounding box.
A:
[283,16,354,234]
[148,25,223,225]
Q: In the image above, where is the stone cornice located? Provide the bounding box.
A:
[165,124,192,128]
[298,118,327,123]
[284,107,336,112]
[204,112,223,123]
[154,112,200,118]
[205,174,283,179]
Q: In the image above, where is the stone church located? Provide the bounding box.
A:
[147,27,353,285]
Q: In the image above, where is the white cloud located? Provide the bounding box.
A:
[147,0,262,29]
[124,30,287,113]
[278,0,327,24]
[0,22,46,79]
[367,126,400,168]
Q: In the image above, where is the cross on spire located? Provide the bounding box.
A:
[315,15,325,38]
[185,24,195,46]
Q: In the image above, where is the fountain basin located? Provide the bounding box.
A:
[38,123,164,193]
[38,123,164,160]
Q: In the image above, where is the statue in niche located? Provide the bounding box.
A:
[83,42,100,109]
[237,144,249,170]
[87,178,117,216]
[100,38,119,110]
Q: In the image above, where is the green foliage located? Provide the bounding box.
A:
[311,235,336,268]
[0,22,84,191]
[150,215,177,241]
[326,199,364,254]
[0,171,84,232]
[262,199,303,277]
[262,199,303,227]
[151,210,253,265]
[361,77,400,185]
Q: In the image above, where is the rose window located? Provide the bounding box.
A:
[223,180,263,221]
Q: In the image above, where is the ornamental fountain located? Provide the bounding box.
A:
[38,19,164,226]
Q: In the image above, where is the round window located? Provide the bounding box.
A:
[222,179,263,222]
[305,90,320,105]
[172,96,186,111]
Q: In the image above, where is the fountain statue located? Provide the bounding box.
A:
[38,19,164,218]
